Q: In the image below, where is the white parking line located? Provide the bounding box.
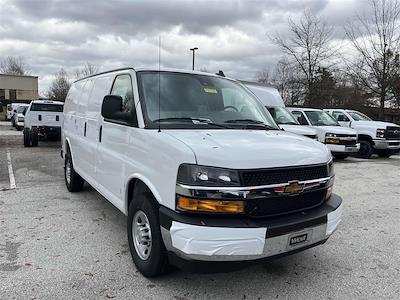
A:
[6,149,16,190]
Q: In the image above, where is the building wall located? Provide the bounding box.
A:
[0,74,39,103]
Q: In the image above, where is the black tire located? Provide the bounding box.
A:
[64,151,84,192]
[377,149,392,158]
[333,154,349,160]
[357,140,373,159]
[23,128,31,147]
[127,193,169,277]
[16,126,22,131]
[30,128,39,147]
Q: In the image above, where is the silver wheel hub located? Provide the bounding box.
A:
[132,210,152,260]
[65,159,71,184]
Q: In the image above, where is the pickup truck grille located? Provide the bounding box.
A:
[240,164,328,187]
[338,139,357,146]
[246,189,326,217]
[385,127,400,140]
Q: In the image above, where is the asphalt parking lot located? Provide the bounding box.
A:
[1,121,400,300]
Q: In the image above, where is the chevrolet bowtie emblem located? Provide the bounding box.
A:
[284,181,305,194]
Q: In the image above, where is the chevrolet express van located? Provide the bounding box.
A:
[324,109,400,158]
[288,107,359,159]
[62,68,342,277]
[243,82,318,139]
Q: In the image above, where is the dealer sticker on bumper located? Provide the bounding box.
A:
[287,229,313,249]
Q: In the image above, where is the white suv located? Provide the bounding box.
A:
[62,68,342,277]
[23,100,64,147]
[324,109,400,158]
[288,108,359,159]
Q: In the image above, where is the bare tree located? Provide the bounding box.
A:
[271,10,337,106]
[75,62,99,80]
[47,69,71,102]
[345,0,400,119]
[256,68,270,84]
[0,56,29,75]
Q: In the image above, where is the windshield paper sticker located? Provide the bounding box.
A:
[203,87,218,94]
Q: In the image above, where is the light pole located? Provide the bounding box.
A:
[190,47,198,70]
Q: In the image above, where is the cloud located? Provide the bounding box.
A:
[0,0,362,94]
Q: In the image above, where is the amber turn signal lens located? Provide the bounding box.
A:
[177,196,245,214]
[325,138,340,144]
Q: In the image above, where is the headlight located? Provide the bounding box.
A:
[18,117,24,122]
[376,128,385,138]
[177,164,240,186]
[325,132,337,138]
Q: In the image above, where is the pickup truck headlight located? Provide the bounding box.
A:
[177,164,241,187]
[325,132,340,144]
[376,128,385,138]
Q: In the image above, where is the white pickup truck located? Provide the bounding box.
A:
[62,67,342,277]
[244,82,318,139]
[324,109,400,158]
[288,108,359,159]
[23,100,64,147]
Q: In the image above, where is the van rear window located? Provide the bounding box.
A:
[31,103,63,112]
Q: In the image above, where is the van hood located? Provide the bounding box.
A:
[166,129,331,169]
[351,120,400,129]
[279,124,317,137]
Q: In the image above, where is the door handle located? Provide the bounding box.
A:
[84,122,87,137]
[99,125,102,142]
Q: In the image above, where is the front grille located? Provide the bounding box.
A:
[386,127,400,140]
[335,134,357,138]
[339,139,357,146]
[240,164,328,187]
[246,189,326,217]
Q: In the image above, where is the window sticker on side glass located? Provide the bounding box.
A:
[203,87,218,94]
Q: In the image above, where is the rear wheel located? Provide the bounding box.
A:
[23,128,31,147]
[127,193,169,277]
[64,151,84,192]
[31,128,39,147]
[357,140,373,159]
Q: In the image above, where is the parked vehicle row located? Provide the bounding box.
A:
[62,68,342,277]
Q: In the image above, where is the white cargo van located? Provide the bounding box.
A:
[244,82,318,139]
[324,109,400,158]
[288,108,359,159]
[62,68,342,277]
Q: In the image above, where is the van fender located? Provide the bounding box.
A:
[64,137,76,163]
[124,173,163,215]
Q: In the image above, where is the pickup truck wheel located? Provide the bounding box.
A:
[128,193,169,277]
[64,153,84,192]
[31,128,39,147]
[23,128,31,147]
[377,149,392,158]
[333,154,349,160]
[357,140,373,159]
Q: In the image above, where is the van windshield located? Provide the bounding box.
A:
[17,106,28,113]
[305,110,340,126]
[137,71,279,130]
[267,107,299,125]
[31,103,63,112]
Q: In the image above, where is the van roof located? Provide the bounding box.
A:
[287,107,323,112]
[73,67,234,83]
[243,82,285,107]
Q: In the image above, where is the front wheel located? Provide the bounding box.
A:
[64,152,84,192]
[377,149,393,158]
[357,140,373,159]
[127,193,169,277]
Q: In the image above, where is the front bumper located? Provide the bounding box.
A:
[326,143,360,153]
[160,194,342,267]
[373,139,400,150]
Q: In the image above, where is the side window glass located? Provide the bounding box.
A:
[333,111,349,122]
[111,75,134,113]
[291,111,308,125]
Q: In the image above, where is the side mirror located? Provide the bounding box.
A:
[101,95,123,119]
[337,115,345,122]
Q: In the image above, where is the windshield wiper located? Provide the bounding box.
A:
[153,117,231,129]
[280,121,298,125]
[224,119,277,130]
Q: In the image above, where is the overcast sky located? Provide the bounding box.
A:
[0,0,367,94]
